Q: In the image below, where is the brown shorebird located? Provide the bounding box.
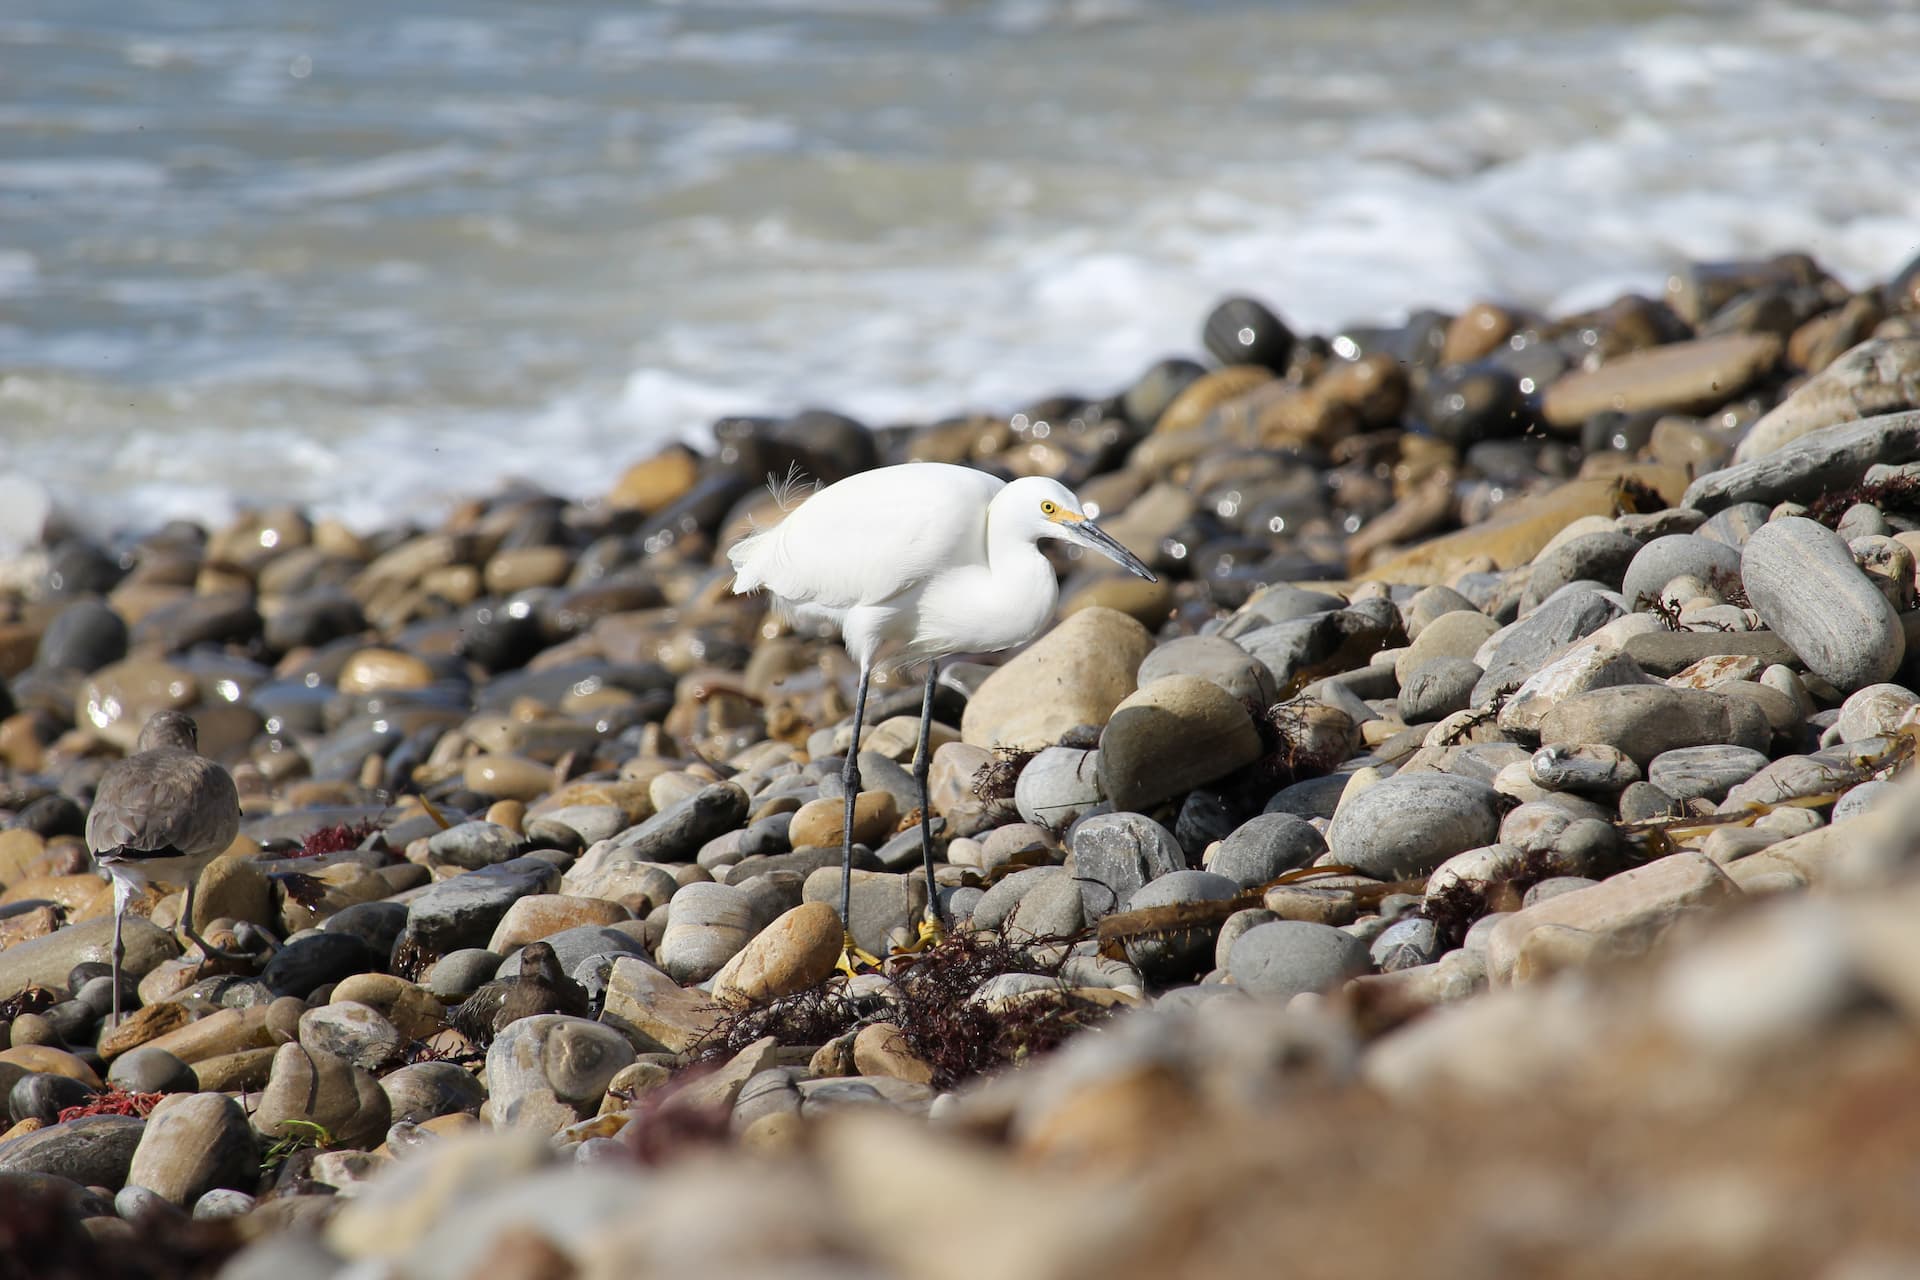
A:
[85,710,244,1025]
[448,941,590,1047]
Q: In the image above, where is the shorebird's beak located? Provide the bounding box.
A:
[1066,517,1157,582]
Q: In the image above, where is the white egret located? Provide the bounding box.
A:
[727,462,1157,948]
[86,711,244,1026]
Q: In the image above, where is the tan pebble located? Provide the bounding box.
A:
[193,1047,277,1093]
[98,1002,194,1058]
[483,546,573,596]
[710,902,843,1006]
[337,646,435,695]
[485,799,529,832]
[790,793,901,850]
[606,446,701,513]
[0,1045,101,1086]
[852,1022,933,1086]
[487,894,633,953]
[739,1110,805,1154]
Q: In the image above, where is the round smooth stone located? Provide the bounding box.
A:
[1648,745,1771,804]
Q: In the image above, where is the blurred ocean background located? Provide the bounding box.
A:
[1,0,1917,532]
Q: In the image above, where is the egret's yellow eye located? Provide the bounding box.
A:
[1041,500,1058,516]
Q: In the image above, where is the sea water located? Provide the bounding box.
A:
[1,0,1917,533]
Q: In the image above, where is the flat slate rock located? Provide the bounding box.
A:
[1681,410,1920,512]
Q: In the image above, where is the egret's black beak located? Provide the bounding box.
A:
[1070,518,1157,582]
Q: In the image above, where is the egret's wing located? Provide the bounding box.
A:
[730,464,1003,609]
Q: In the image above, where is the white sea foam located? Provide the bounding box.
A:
[2,0,1917,534]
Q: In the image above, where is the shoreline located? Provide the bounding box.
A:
[2,244,1920,1275]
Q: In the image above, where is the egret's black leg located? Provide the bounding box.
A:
[915,660,945,927]
[840,663,873,931]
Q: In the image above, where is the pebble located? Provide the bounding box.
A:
[1013,746,1105,833]
[252,1041,391,1150]
[0,1115,144,1188]
[1538,684,1769,767]
[126,1092,257,1208]
[960,607,1155,750]
[1066,812,1186,920]
[1205,812,1328,887]
[1228,921,1372,999]
[1098,675,1263,812]
[107,1047,197,1096]
[1646,744,1772,804]
[1326,775,1503,880]
[11,251,1920,1278]
[710,901,843,1005]
[484,1015,635,1135]
[1741,516,1906,691]
[1121,870,1242,981]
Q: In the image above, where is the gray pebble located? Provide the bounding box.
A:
[1326,775,1503,880]
[1647,744,1771,804]
[1228,921,1371,999]
[1742,516,1905,691]
[1207,813,1327,888]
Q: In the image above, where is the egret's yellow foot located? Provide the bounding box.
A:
[894,917,947,954]
[835,932,884,977]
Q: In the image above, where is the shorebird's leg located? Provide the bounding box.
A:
[178,872,253,964]
[110,872,131,1027]
[905,660,948,951]
[836,663,881,975]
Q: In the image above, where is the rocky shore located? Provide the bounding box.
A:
[5,248,1920,1279]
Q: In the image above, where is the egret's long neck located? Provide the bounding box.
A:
[981,497,1059,643]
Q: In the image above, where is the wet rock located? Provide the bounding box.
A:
[1541,333,1782,428]
[35,599,128,674]
[10,1071,96,1125]
[1371,916,1444,972]
[1203,296,1294,373]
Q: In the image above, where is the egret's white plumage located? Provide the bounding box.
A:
[728,461,1156,943]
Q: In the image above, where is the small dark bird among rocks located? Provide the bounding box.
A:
[85,710,245,1025]
[448,941,591,1047]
